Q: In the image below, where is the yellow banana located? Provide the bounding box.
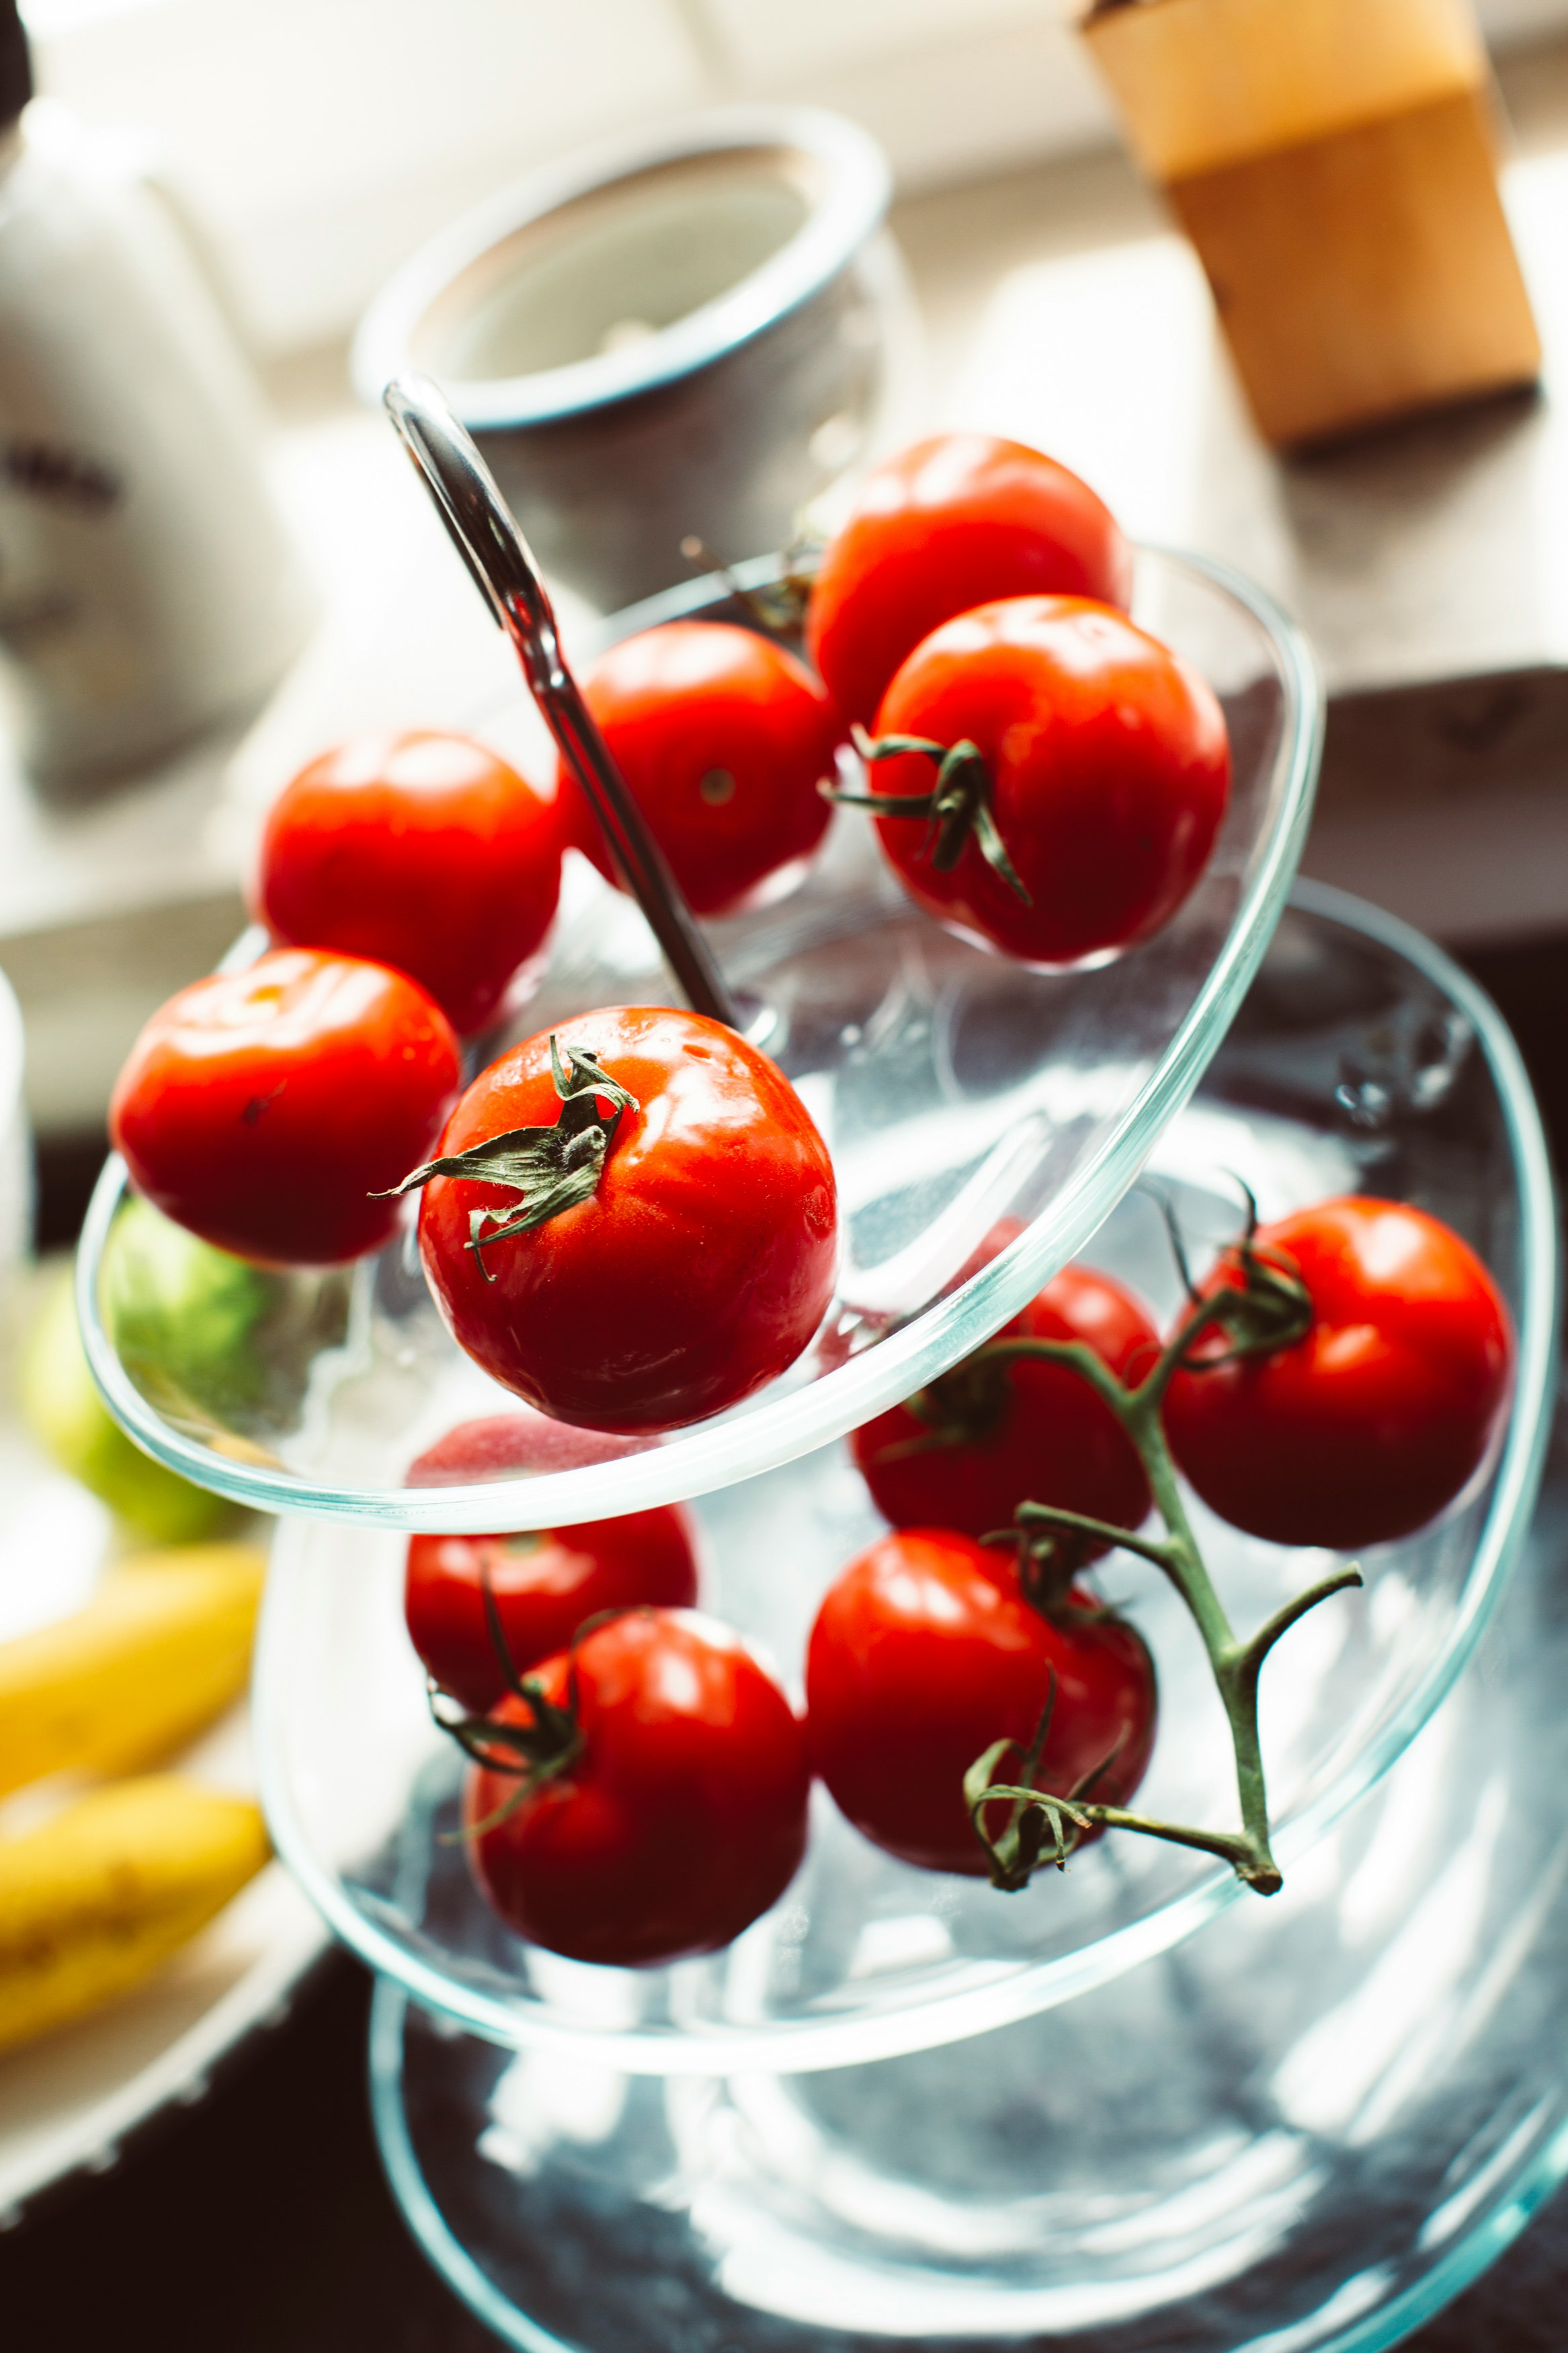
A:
[0,1775,270,2054]
[0,1543,266,1799]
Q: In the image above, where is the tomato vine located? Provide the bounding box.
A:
[962,1205,1363,1897]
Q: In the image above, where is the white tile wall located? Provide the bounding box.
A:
[725,17,1114,190]
[695,0,1057,81]
[21,0,1568,354]
[26,0,711,348]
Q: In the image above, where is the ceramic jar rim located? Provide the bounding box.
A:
[351,104,892,430]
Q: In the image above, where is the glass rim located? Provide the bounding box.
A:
[365,1940,1568,2353]
[76,544,1326,1533]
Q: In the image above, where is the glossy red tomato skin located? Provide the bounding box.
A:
[806,1530,1157,1875]
[405,1505,700,1712]
[256,729,562,1037]
[869,596,1230,967]
[1163,1197,1514,1549]
[852,1263,1157,1544]
[404,1412,644,1488]
[465,1608,811,1966]
[110,948,461,1267]
[563,622,843,916]
[417,1006,839,1433]
[806,434,1133,727]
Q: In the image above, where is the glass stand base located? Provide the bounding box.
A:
[367,1378,1568,2353]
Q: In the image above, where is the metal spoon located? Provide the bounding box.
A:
[383,374,740,1031]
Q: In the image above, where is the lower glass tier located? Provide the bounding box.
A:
[369,1368,1568,2351]
[255,885,1558,2073]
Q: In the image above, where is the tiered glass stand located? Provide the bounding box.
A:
[79,475,1561,2349]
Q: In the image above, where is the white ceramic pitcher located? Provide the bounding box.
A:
[0,61,313,795]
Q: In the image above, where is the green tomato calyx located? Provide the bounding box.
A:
[823,727,1032,906]
[378,1037,638,1279]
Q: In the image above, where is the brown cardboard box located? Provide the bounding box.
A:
[1080,0,1541,446]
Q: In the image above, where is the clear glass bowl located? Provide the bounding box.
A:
[366,1393,1568,2353]
[76,546,1320,1531]
[253,885,1557,2081]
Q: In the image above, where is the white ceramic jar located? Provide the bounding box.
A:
[354,108,916,612]
[0,99,314,795]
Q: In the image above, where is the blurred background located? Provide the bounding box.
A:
[24,0,1568,356]
[4,0,1568,1211]
[5,7,1568,2344]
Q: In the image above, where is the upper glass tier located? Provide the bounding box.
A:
[77,546,1320,1529]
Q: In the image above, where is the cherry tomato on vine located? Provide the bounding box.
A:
[563,622,844,916]
[806,1529,1157,1876]
[806,434,1133,727]
[1162,1196,1514,1549]
[405,1505,700,1712]
[255,729,562,1039]
[859,596,1231,969]
[464,1607,810,1966]
[401,1005,839,1433]
[110,948,460,1267]
[852,1262,1158,1544]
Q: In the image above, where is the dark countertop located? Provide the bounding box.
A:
[7,1945,1567,2353]
[4,928,1567,2353]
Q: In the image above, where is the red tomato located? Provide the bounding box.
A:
[411,1006,838,1433]
[865,597,1230,967]
[563,622,843,916]
[464,1607,810,1966]
[852,1263,1157,1544]
[806,1529,1156,1875]
[1162,1197,1514,1549]
[405,1505,700,1712]
[806,434,1132,727]
[405,1412,644,1487]
[255,729,561,1037]
[110,949,460,1267]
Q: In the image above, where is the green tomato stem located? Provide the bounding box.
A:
[824,730,1034,904]
[965,1268,1362,1898]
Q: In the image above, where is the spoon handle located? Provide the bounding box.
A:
[384,374,740,1031]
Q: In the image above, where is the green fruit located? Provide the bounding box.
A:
[19,1265,233,1544]
[95,1197,348,1443]
[99,1197,274,1425]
